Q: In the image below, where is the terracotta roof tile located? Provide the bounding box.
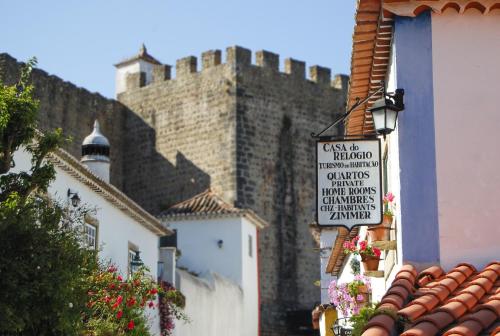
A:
[364,314,395,334]
[361,326,390,336]
[362,262,500,336]
[419,265,445,280]
[401,321,440,336]
[443,320,483,336]
[160,189,269,229]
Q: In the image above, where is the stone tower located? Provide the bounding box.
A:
[115,46,348,335]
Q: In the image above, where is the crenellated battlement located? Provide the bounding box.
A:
[117,45,348,94]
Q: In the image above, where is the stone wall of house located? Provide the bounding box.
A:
[117,46,347,335]
[0,53,128,189]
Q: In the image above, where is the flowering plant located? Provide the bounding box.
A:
[343,236,381,259]
[82,265,161,335]
[328,275,371,316]
[159,281,189,336]
[383,192,396,216]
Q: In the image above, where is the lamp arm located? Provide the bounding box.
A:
[311,86,385,139]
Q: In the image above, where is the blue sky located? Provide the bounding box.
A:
[0,0,356,98]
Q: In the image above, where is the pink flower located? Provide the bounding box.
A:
[117,275,123,282]
[373,247,381,258]
[116,310,123,319]
[359,240,367,251]
[384,192,395,203]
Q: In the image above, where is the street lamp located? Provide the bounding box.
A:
[368,88,405,138]
[67,189,81,207]
[130,251,144,275]
[311,83,404,140]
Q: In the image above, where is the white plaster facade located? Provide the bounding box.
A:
[115,59,155,95]
[11,147,169,335]
[431,9,500,270]
[162,215,261,336]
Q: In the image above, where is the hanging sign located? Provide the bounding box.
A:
[316,139,382,229]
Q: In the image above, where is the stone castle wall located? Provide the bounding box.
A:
[0,53,128,190]
[117,49,238,213]
[232,48,346,334]
[117,46,347,335]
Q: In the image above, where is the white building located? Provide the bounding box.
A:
[12,121,172,335]
[318,1,500,335]
[160,189,268,336]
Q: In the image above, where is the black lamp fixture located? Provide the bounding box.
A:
[311,82,405,140]
[368,88,405,138]
[217,239,224,249]
[130,251,144,275]
[67,189,81,208]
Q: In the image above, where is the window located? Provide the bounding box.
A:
[84,223,97,249]
[248,234,253,257]
[128,241,139,277]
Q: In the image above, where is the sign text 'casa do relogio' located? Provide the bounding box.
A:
[316,139,382,230]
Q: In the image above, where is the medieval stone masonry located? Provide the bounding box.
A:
[0,47,347,335]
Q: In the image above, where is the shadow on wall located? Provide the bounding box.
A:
[122,111,211,214]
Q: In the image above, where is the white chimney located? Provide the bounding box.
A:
[81,120,110,183]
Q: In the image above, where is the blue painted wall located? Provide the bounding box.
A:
[395,11,440,264]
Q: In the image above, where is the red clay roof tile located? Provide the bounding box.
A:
[448,293,479,310]
[436,300,469,319]
[461,309,498,329]
[419,265,445,280]
[470,277,494,293]
[361,326,390,336]
[363,261,499,336]
[393,278,415,293]
[415,311,455,330]
[386,285,410,301]
[412,294,440,311]
[399,303,428,322]
[459,285,487,301]
[447,271,468,285]
[417,275,432,287]
[443,320,483,336]
[401,321,440,336]
[440,277,461,292]
[364,314,395,334]
[400,264,418,278]
[397,272,416,284]
[380,294,405,309]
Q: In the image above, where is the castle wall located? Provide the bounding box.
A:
[0,53,128,189]
[232,48,346,334]
[116,51,237,213]
[117,46,347,335]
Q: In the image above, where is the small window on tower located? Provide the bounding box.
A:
[248,234,253,258]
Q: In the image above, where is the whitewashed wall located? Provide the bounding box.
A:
[165,216,259,336]
[431,9,500,270]
[173,270,244,336]
[12,149,162,334]
[115,59,155,95]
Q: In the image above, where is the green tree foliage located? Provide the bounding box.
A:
[0,59,98,335]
